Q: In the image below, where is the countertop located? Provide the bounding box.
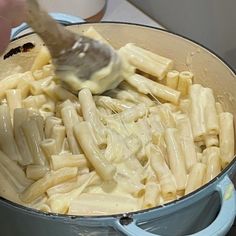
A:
[40,0,164,28]
[102,0,163,28]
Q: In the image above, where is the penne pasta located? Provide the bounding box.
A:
[0,150,32,191]
[37,204,51,212]
[42,80,56,99]
[119,43,173,80]
[143,181,160,209]
[104,129,133,163]
[215,102,224,114]
[40,98,55,113]
[32,65,54,82]
[20,167,78,203]
[51,154,88,170]
[155,104,176,128]
[165,128,187,193]
[201,87,219,135]
[176,114,197,172]
[6,89,22,117]
[26,165,49,180]
[148,113,165,135]
[118,82,155,106]
[112,103,147,123]
[13,108,33,165]
[52,85,78,102]
[31,46,51,71]
[22,118,47,166]
[197,152,203,163]
[114,173,145,198]
[22,96,37,110]
[134,119,152,161]
[179,99,190,114]
[30,114,45,140]
[185,163,206,195]
[219,112,235,168]
[40,139,57,161]
[189,84,206,141]
[126,73,180,104]
[61,138,70,153]
[48,172,95,214]
[39,111,54,120]
[51,125,66,154]
[44,116,62,138]
[78,167,90,175]
[147,144,177,200]
[23,94,47,110]
[202,147,221,183]
[27,194,48,210]
[177,71,193,96]
[114,87,153,107]
[115,158,145,196]
[74,121,116,181]
[46,177,78,197]
[0,168,21,203]
[204,134,219,147]
[0,104,22,162]
[30,76,53,95]
[190,86,218,140]
[47,172,95,198]
[79,88,106,146]
[166,70,179,90]
[46,173,93,197]
[0,73,23,99]
[94,95,126,113]
[32,70,44,81]
[42,64,54,77]
[16,71,34,98]
[61,103,82,154]
[69,193,139,215]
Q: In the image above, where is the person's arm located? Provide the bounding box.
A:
[0,0,26,53]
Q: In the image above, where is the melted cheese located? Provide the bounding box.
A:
[60,52,134,94]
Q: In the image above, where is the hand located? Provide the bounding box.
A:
[0,0,26,53]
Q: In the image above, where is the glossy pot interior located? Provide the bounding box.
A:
[0,23,236,236]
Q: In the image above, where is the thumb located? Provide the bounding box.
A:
[0,17,11,54]
[0,0,26,27]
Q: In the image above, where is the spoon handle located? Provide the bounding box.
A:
[26,0,76,57]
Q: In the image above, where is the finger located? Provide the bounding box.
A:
[0,16,11,54]
[0,0,26,27]
[10,0,26,27]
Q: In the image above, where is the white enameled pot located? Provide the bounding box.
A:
[1,17,236,236]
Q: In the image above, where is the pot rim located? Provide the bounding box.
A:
[1,21,236,220]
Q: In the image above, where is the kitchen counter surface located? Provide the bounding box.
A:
[102,0,164,28]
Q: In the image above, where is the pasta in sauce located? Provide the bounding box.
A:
[0,27,234,216]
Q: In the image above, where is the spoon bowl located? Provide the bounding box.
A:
[26,0,123,93]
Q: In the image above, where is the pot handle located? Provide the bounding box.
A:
[115,175,236,236]
[11,13,84,39]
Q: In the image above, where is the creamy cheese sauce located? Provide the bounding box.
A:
[59,52,134,94]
